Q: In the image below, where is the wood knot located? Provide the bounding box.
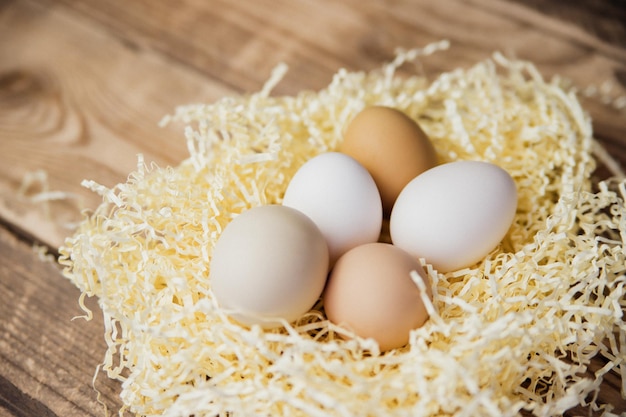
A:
[0,70,49,104]
[0,69,89,144]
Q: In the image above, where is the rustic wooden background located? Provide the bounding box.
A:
[1,0,625,415]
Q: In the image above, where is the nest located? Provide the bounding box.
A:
[59,41,626,416]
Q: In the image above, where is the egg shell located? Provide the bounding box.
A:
[210,205,329,328]
[340,106,438,215]
[323,243,431,352]
[390,160,517,273]
[282,152,382,265]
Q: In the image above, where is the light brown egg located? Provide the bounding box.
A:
[340,106,437,215]
[323,243,431,352]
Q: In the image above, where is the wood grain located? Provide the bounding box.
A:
[0,0,231,248]
[39,0,626,93]
[0,225,123,417]
[0,0,624,415]
[509,0,626,49]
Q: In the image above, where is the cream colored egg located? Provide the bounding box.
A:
[323,243,431,352]
[390,161,517,273]
[210,205,329,328]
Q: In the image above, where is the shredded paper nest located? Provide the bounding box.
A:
[59,41,626,416]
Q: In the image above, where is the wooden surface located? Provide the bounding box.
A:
[0,0,624,415]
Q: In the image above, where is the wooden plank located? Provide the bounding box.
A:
[0,225,123,416]
[0,0,232,249]
[508,0,626,49]
[37,0,626,95]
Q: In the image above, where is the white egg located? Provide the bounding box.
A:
[282,152,383,265]
[210,205,329,328]
[390,161,517,272]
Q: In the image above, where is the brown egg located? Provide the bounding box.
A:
[323,243,431,352]
[339,106,437,215]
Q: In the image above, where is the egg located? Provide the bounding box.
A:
[282,152,382,265]
[340,106,438,215]
[323,243,431,352]
[390,161,517,273]
[210,205,329,328]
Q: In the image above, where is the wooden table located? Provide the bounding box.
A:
[1,0,624,415]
